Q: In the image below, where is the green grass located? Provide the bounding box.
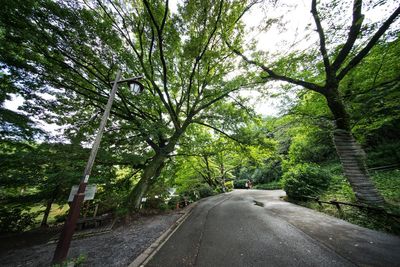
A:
[293,163,400,235]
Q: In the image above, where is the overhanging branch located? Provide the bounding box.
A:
[311,0,331,80]
[337,4,400,80]
[228,43,324,93]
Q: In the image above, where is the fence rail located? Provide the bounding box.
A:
[368,163,400,172]
[301,195,400,219]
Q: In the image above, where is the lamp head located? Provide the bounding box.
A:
[128,81,144,94]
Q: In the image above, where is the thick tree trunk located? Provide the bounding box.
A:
[128,177,151,210]
[127,125,189,210]
[41,198,54,227]
[127,153,167,210]
[333,129,384,205]
[325,88,385,206]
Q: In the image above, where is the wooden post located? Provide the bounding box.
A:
[93,204,99,218]
[52,70,122,264]
[330,199,343,216]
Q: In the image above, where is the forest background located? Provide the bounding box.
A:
[0,0,399,234]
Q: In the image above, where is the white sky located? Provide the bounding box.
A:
[240,1,313,116]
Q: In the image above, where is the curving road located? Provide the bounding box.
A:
[145,190,400,267]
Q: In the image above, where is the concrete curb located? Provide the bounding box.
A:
[128,202,198,267]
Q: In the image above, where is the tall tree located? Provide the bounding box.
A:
[229,0,400,205]
[0,0,253,209]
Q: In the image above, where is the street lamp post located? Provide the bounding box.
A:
[52,70,143,264]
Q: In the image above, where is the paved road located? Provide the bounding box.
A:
[146,190,400,267]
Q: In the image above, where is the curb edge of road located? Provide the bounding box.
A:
[128,202,198,267]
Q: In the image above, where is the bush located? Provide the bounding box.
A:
[366,142,400,168]
[198,184,214,198]
[143,197,166,210]
[167,196,180,209]
[252,160,283,184]
[224,181,234,191]
[253,181,282,190]
[233,179,248,189]
[0,206,39,233]
[288,130,335,164]
[54,212,68,223]
[282,163,331,199]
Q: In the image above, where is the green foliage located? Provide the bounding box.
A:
[288,129,335,164]
[0,0,252,210]
[366,141,400,168]
[233,179,248,189]
[224,181,234,191]
[167,196,180,209]
[143,197,167,211]
[282,163,331,198]
[341,38,400,145]
[253,181,282,190]
[54,212,68,224]
[250,159,282,184]
[373,170,400,204]
[51,253,87,267]
[297,164,400,234]
[0,206,39,233]
[0,0,398,233]
[198,184,215,198]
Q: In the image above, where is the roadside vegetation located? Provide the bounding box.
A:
[0,0,399,240]
[286,163,400,234]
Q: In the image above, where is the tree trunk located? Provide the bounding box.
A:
[325,89,385,206]
[127,125,189,210]
[128,177,151,210]
[127,154,167,210]
[41,198,54,227]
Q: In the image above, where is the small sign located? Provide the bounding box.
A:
[141,197,147,202]
[68,185,97,202]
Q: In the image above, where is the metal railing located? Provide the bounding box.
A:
[301,195,400,219]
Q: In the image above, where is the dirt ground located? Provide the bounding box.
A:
[0,210,184,266]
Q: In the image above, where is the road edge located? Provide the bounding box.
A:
[128,202,198,267]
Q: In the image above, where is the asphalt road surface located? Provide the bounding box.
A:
[146,190,400,267]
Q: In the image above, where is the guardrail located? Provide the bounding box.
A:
[301,195,400,220]
[368,163,400,172]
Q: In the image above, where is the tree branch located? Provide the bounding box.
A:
[193,121,242,143]
[228,44,324,93]
[143,0,180,129]
[337,4,400,80]
[311,0,331,80]
[331,0,363,72]
[187,0,225,112]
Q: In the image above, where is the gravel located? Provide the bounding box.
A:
[0,211,184,267]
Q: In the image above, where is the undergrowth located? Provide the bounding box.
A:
[253,180,282,190]
[291,163,400,235]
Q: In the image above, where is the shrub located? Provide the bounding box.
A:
[288,130,335,164]
[167,196,180,209]
[54,212,68,223]
[282,163,331,199]
[114,206,130,217]
[143,197,166,210]
[252,160,283,184]
[253,181,282,190]
[224,181,234,191]
[366,142,400,168]
[233,179,248,189]
[0,206,39,233]
[198,184,214,198]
